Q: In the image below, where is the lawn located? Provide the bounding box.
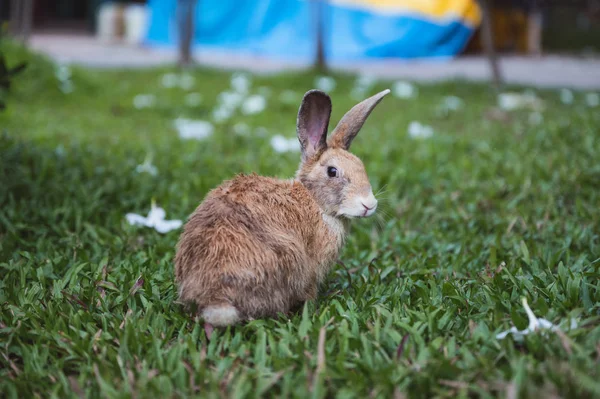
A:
[1,42,599,398]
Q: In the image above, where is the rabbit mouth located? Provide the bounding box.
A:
[339,208,376,219]
[361,208,376,218]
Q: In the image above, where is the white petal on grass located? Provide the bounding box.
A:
[174,118,214,140]
[179,74,195,90]
[498,92,544,111]
[233,122,251,136]
[585,92,599,107]
[55,65,72,82]
[135,155,158,176]
[212,90,245,121]
[314,76,336,92]
[133,94,156,109]
[218,91,245,108]
[241,94,267,115]
[407,121,433,139]
[55,144,66,157]
[496,297,577,340]
[351,86,368,101]
[443,96,464,111]
[55,64,74,93]
[212,106,234,122]
[559,88,574,105]
[60,81,74,94]
[270,135,300,153]
[351,74,377,100]
[529,111,544,125]
[231,73,251,94]
[161,73,179,88]
[357,74,377,88]
[126,201,182,234]
[498,93,521,110]
[436,96,464,116]
[392,81,416,99]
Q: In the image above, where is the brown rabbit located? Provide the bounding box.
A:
[174,88,390,326]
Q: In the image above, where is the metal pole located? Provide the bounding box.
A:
[312,0,326,71]
[178,0,197,67]
[479,0,503,89]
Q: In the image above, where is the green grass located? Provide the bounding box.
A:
[1,42,599,398]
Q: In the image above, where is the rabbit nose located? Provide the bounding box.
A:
[360,194,378,211]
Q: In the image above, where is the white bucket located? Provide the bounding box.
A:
[124,4,149,46]
[96,2,122,43]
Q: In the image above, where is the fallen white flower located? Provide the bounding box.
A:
[443,96,464,111]
[55,64,74,93]
[55,144,66,157]
[559,88,574,105]
[528,111,544,125]
[357,74,377,89]
[184,93,202,107]
[60,80,74,94]
[315,76,336,92]
[218,91,245,109]
[241,94,267,115]
[126,201,182,234]
[174,118,214,140]
[211,90,245,122]
[585,92,599,107]
[498,92,543,111]
[135,155,158,176]
[392,81,416,99]
[161,73,179,88]
[133,94,156,109]
[407,121,433,139]
[233,122,251,136]
[231,73,251,94]
[351,74,377,100]
[179,74,195,90]
[496,297,577,340]
[351,87,368,101]
[213,107,233,122]
[55,65,71,82]
[270,135,300,153]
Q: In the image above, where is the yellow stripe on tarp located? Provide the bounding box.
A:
[330,0,481,27]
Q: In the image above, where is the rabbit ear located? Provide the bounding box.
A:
[297,90,332,161]
[328,89,390,150]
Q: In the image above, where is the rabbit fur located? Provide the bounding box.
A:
[174,88,390,326]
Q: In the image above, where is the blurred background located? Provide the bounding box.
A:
[2,0,600,86]
[1,4,599,396]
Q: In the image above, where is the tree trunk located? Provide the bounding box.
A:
[527,1,542,57]
[479,0,503,89]
[312,0,326,72]
[178,0,197,68]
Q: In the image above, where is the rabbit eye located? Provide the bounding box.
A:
[327,167,338,178]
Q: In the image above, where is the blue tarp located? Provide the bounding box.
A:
[145,0,480,61]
